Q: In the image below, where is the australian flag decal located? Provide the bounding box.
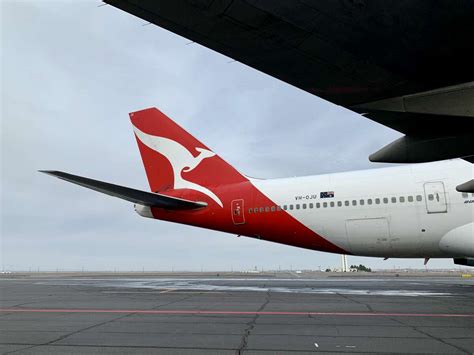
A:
[320,191,335,198]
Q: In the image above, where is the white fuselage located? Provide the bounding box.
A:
[252,159,473,258]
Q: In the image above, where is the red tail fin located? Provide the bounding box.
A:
[130,108,246,207]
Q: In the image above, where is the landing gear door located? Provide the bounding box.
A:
[424,182,447,213]
[231,199,245,225]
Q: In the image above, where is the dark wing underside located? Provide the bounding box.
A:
[105,0,474,163]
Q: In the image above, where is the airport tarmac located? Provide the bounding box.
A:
[1,273,473,354]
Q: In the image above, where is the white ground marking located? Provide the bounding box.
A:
[34,278,455,297]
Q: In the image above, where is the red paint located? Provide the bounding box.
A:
[1,308,473,318]
[131,108,347,254]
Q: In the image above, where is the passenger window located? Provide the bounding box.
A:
[416,195,422,201]
[391,197,396,203]
[271,206,276,212]
[248,209,252,214]
[296,204,300,210]
[360,199,364,205]
[383,198,388,204]
[259,207,264,212]
[337,201,342,207]
[352,200,357,206]
[408,196,413,202]
[316,203,321,208]
[302,204,307,209]
[254,207,258,213]
[330,201,335,207]
[375,198,380,204]
[367,199,373,205]
[462,193,468,198]
[289,205,294,210]
[277,206,282,211]
[309,203,313,209]
[323,202,328,208]
[399,197,405,203]
[283,205,287,211]
[428,194,434,201]
[345,201,350,206]
[265,207,270,212]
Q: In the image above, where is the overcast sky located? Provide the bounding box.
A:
[1,1,456,271]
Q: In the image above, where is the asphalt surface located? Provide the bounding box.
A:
[1,273,473,354]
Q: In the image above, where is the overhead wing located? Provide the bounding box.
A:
[105,0,474,163]
[40,171,207,210]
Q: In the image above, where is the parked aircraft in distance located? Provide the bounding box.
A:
[42,108,474,266]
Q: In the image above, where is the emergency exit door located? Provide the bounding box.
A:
[231,199,245,225]
[423,182,447,213]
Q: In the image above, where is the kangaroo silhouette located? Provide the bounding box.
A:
[133,126,223,207]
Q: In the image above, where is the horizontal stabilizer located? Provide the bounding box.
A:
[39,171,207,210]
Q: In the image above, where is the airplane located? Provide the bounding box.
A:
[43,2,474,266]
[42,107,474,266]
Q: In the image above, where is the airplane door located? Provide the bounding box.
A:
[345,218,391,255]
[423,182,447,214]
[231,199,245,225]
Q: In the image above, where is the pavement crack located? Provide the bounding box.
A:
[236,290,270,355]
[8,302,38,308]
[389,316,471,354]
[4,287,208,354]
[3,311,139,354]
[336,292,374,312]
[151,293,200,310]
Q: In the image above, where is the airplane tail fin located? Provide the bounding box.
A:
[130,108,246,207]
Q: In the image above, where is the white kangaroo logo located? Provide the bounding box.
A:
[133,126,223,207]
